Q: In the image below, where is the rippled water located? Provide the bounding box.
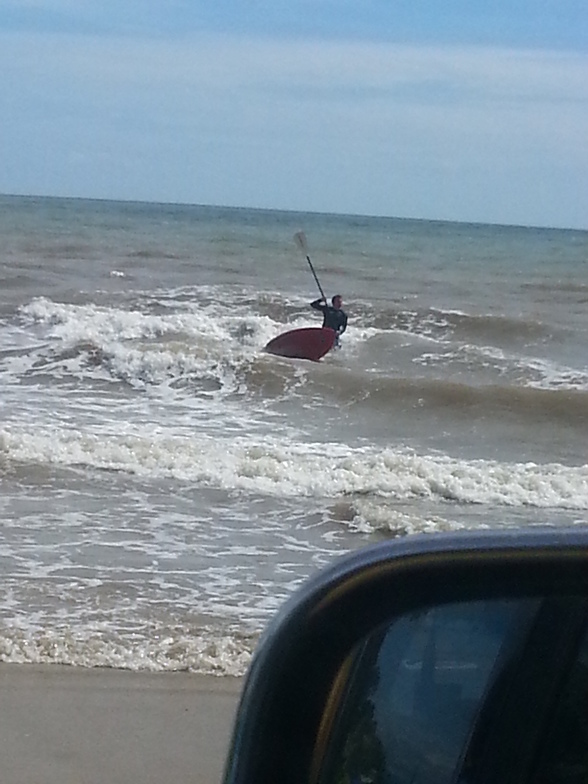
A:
[1,195,587,674]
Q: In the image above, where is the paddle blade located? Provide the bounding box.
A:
[294,231,308,254]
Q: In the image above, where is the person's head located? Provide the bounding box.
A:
[332,295,343,310]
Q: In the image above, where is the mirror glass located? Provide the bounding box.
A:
[318,595,588,784]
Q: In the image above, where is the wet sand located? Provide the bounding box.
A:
[0,664,243,784]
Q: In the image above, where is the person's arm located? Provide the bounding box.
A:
[310,298,326,311]
[338,312,348,335]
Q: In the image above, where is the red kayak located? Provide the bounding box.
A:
[264,327,336,362]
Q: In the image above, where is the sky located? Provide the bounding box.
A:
[1,1,587,229]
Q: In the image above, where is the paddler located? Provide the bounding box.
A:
[310,294,348,344]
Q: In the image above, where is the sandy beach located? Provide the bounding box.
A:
[0,664,243,784]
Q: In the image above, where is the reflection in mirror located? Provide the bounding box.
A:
[535,617,588,783]
[318,595,588,784]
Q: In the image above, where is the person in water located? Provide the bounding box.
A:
[311,294,348,341]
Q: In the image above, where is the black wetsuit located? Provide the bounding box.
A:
[310,298,348,336]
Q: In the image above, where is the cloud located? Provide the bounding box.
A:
[7,31,584,109]
[0,30,586,227]
[2,0,587,49]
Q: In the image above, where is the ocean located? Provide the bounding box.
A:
[1,194,587,676]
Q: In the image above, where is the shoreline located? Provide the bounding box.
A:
[0,663,243,784]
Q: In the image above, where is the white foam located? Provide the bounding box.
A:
[2,426,587,510]
[415,342,588,391]
[21,296,237,346]
[0,625,256,676]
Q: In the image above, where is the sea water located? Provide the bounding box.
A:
[0,194,587,674]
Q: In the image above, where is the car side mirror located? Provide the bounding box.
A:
[222,528,588,784]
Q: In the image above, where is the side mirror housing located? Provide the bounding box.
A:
[222,528,588,784]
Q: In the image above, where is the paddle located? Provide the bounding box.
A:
[294,231,327,302]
